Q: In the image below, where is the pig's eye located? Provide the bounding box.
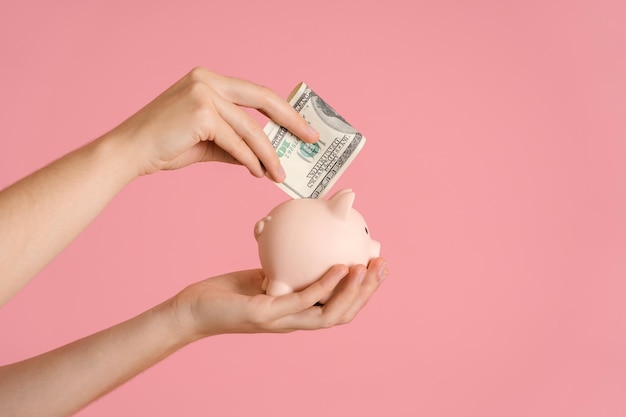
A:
[365,226,369,235]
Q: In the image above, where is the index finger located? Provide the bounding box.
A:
[267,265,348,319]
[211,74,320,144]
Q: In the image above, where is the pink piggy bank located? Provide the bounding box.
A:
[254,188,381,301]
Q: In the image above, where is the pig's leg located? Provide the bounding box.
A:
[265,280,293,297]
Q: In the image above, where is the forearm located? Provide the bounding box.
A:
[0,297,192,417]
[0,133,139,305]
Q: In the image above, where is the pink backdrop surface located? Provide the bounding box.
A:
[1,0,625,416]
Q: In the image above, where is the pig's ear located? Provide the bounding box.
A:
[328,189,355,219]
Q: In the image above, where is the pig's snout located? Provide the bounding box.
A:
[370,239,381,258]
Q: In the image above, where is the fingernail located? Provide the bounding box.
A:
[308,124,319,139]
[358,270,366,284]
[277,165,286,182]
[378,263,389,282]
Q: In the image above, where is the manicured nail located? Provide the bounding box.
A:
[358,270,366,284]
[308,124,319,139]
[378,263,389,282]
[277,165,286,181]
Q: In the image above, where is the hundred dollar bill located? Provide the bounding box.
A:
[263,82,365,199]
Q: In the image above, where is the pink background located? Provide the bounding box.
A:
[1,0,625,416]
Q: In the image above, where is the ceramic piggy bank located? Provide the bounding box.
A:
[254,188,381,301]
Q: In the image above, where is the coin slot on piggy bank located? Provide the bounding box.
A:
[254,189,381,303]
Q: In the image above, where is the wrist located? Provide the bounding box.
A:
[94,128,146,181]
[150,295,201,350]
[162,289,209,345]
